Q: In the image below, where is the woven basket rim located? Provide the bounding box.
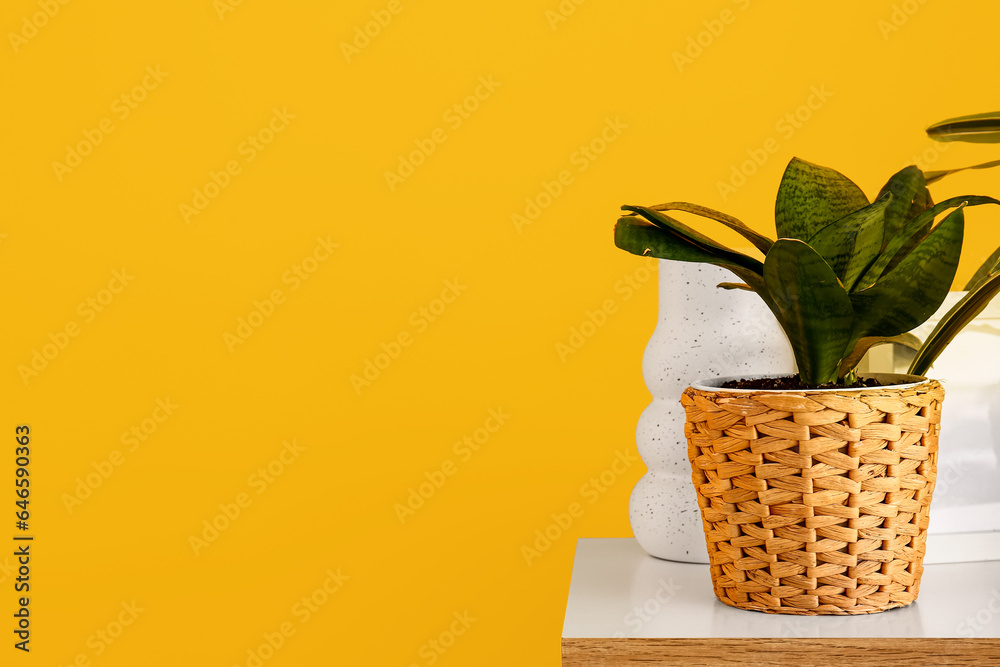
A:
[691,372,931,394]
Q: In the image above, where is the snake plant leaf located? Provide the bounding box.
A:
[855,195,1000,290]
[881,218,931,279]
[876,166,927,245]
[882,195,1000,276]
[647,201,774,255]
[838,333,922,379]
[909,271,1000,376]
[615,216,718,264]
[850,205,965,340]
[925,159,1000,185]
[622,205,764,275]
[965,245,1000,291]
[807,192,891,291]
[614,216,771,305]
[906,182,933,220]
[774,158,869,242]
[842,194,892,292]
[926,112,1000,143]
[763,239,854,385]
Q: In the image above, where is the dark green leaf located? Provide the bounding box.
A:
[622,205,764,275]
[905,183,933,220]
[965,246,1000,291]
[926,111,1000,143]
[647,201,774,255]
[615,216,717,264]
[615,214,774,312]
[763,239,854,385]
[807,193,891,291]
[851,206,965,339]
[774,158,868,241]
[855,195,999,290]
[877,166,926,246]
[910,272,1000,376]
[882,220,930,278]
[843,194,892,292]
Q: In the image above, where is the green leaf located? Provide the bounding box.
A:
[838,333,922,378]
[876,166,927,246]
[774,158,869,242]
[881,219,931,278]
[806,193,891,292]
[850,205,965,340]
[615,216,715,263]
[965,245,1000,291]
[909,271,1000,376]
[925,159,1000,185]
[622,205,764,275]
[905,182,933,220]
[926,111,1000,143]
[647,201,774,255]
[717,282,753,291]
[842,195,892,292]
[763,239,855,385]
[615,216,773,310]
[855,195,1000,290]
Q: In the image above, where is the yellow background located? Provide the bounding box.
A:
[2,1,999,664]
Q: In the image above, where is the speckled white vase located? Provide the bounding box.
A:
[629,260,795,563]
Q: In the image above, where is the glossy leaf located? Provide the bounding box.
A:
[905,183,933,220]
[910,272,1000,376]
[850,206,965,339]
[807,193,891,291]
[855,195,999,290]
[763,239,854,385]
[926,111,1000,143]
[648,201,774,254]
[615,216,771,308]
[622,205,764,274]
[876,166,927,245]
[842,195,892,292]
[774,158,868,242]
[881,219,931,278]
[965,246,1000,291]
[615,216,719,264]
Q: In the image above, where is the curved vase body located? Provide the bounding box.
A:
[629,261,795,563]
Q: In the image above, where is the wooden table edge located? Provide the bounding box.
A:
[562,637,1000,666]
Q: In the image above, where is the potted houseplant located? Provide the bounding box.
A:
[614,156,1000,614]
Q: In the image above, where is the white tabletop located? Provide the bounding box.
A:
[563,538,1000,640]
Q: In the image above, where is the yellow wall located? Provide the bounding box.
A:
[2,1,998,664]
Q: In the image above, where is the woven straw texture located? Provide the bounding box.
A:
[682,380,944,615]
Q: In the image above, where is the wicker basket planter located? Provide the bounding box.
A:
[682,373,944,615]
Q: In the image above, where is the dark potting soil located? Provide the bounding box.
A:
[719,375,887,391]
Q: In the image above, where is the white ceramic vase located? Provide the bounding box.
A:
[629,260,795,563]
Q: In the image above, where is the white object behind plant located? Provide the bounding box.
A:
[629,260,795,563]
[870,292,1000,540]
